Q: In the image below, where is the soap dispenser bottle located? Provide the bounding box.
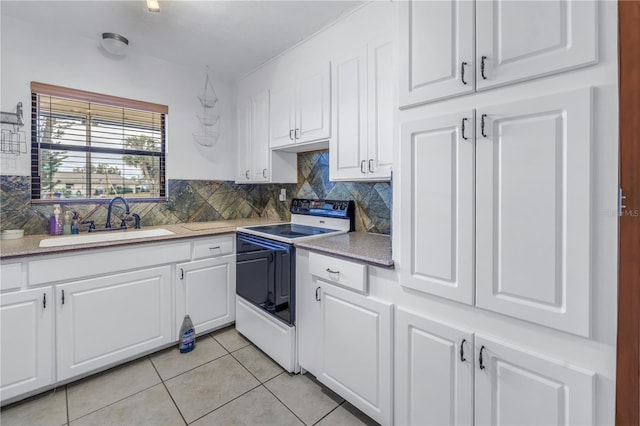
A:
[51,204,62,235]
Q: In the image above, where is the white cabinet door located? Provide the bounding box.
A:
[57,266,172,381]
[330,46,368,180]
[269,84,296,148]
[330,36,394,181]
[476,88,592,337]
[367,36,394,180]
[1,288,54,402]
[295,251,323,378]
[474,334,595,426]
[176,255,235,336]
[236,98,252,183]
[395,307,473,426]
[476,0,597,90]
[251,90,270,182]
[297,64,331,144]
[320,282,393,425]
[399,110,475,305]
[398,0,475,108]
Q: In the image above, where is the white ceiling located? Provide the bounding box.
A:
[1,0,364,81]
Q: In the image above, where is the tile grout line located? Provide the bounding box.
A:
[261,372,312,426]
[150,354,189,426]
[185,382,264,425]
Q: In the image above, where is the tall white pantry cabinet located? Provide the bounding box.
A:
[394,1,618,425]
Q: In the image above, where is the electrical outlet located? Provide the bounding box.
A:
[279,188,286,201]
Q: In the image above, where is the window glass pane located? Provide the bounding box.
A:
[31,85,166,202]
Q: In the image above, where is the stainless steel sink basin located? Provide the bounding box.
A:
[39,228,175,248]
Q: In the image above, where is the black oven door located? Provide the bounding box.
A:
[236,232,295,325]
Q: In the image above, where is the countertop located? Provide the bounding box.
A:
[295,232,394,268]
[0,218,284,260]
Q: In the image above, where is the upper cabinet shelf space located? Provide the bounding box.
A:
[398,0,598,109]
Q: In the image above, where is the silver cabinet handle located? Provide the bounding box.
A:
[315,286,321,301]
[43,293,47,309]
[245,170,250,179]
[461,61,468,85]
[263,168,268,178]
[295,128,300,139]
[461,117,469,140]
[180,268,184,280]
[289,129,294,140]
[209,246,221,251]
[360,160,366,174]
[460,339,467,362]
[480,56,488,80]
[479,345,486,369]
[326,268,340,275]
[368,159,374,173]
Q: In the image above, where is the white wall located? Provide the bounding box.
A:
[0,13,236,180]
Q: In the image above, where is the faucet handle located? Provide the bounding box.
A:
[81,220,95,232]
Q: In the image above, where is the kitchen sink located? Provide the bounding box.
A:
[39,228,175,248]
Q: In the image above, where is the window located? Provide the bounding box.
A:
[30,82,167,202]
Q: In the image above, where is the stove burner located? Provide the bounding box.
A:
[245,223,339,239]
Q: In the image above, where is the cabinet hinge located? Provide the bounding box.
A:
[619,188,627,217]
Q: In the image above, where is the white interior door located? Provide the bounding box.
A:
[475,88,593,337]
[400,110,475,305]
[396,307,474,426]
[475,0,597,90]
[399,0,475,108]
[474,334,595,426]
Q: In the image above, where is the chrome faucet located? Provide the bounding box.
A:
[105,196,130,229]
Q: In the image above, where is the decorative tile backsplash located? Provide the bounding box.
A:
[0,150,391,236]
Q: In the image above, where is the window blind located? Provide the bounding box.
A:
[30,82,167,202]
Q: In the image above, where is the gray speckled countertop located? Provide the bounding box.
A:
[296,232,394,268]
[0,218,283,259]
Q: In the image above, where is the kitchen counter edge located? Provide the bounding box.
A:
[295,232,394,269]
[0,218,284,260]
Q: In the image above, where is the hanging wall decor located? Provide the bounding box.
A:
[193,66,220,147]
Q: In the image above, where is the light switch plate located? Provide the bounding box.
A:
[279,188,286,201]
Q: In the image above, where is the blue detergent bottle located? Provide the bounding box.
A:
[179,315,195,353]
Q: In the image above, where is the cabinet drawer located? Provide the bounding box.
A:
[1,262,23,292]
[193,235,234,260]
[309,252,367,293]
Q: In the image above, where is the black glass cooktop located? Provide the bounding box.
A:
[245,223,339,239]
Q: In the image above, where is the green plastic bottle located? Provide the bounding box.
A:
[179,315,195,353]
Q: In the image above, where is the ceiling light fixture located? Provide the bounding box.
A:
[101,32,129,56]
[147,0,160,12]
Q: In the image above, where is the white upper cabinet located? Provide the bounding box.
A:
[331,36,394,181]
[269,62,331,148]
[400,88,593,336]
[236,90,271,183]
[476,0,597,90]
[399,0,598,108]
[398,0,475,107]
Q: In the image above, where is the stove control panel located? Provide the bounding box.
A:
[290,198,355,220]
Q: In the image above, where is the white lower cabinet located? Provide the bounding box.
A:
[319,283,393,425]
[56,266,173,381]
[396,307,595,426]
[298,251,393,425]
[0,287,54,401]
[176,254,235,336]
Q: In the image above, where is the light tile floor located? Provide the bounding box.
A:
[0,326,379,426]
